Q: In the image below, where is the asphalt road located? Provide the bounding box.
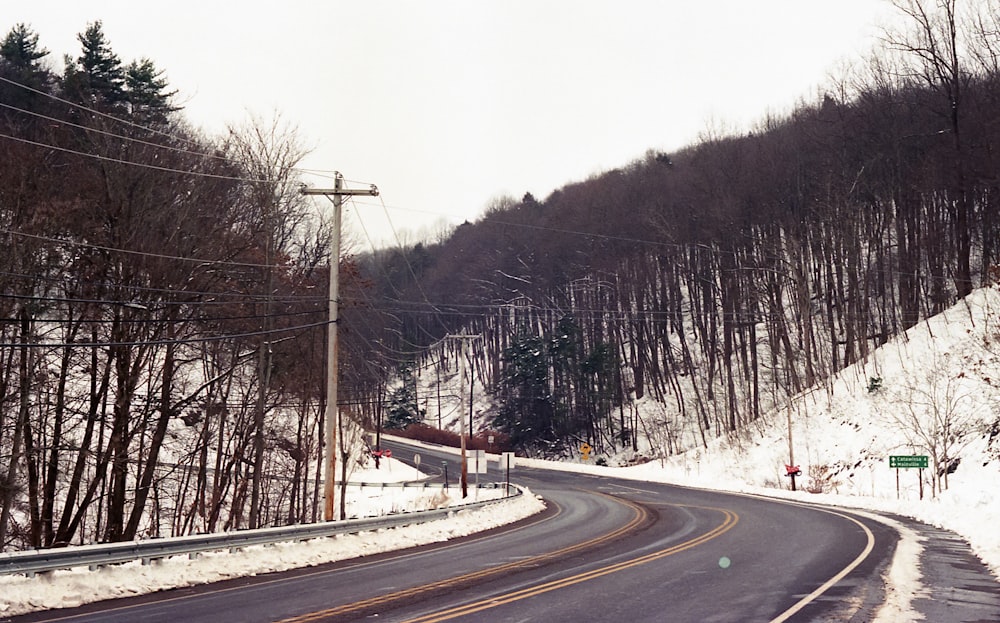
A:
[9,440,901,623]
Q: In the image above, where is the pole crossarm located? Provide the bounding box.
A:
[300,185,379,198]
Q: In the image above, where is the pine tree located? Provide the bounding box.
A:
[0,23,53,108]
[63,21,125,107]
[384,364,424,430]
[125,57,178,123]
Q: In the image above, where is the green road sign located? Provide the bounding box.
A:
[889,455,929,469]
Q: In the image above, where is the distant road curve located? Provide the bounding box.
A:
[9,440,897,623]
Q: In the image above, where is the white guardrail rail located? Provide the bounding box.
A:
[0,483,520,577]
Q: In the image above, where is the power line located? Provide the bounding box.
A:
[0,318,330,349]
[0,306,324,325]
[0,282,326,308]
[0,74,354,183]
[0,100,234,166]
[0,227,292,270]
[0,130,264,182]
[0,75,207,151]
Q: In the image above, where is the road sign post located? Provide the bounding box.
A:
[890,455,929,500]
[889,455,928,469]
[501,452,515,496]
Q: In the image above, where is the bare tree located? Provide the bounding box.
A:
[884,0,974,297]
[224,113,310,529]
[880,364,985,496]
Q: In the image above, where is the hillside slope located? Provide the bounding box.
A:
[586,285,1000,576]
[406,285,1000,576]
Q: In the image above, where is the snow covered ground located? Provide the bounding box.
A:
[0,459,543,617]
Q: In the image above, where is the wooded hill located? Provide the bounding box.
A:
[364,1,1000,459]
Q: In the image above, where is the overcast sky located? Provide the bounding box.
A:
[8,1,900,247]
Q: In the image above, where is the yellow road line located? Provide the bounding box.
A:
[30,494,562,623]
[277,491,651,623]
[402,506,738,623]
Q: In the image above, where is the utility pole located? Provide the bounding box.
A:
[448,334,480,498]
[301,173,378,521]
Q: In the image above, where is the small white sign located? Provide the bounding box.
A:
[470,449,488,474]
[500,452,516,471]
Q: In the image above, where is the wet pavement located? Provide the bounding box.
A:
[900,518,1000,622]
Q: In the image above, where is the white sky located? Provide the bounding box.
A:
[7,1,900,246]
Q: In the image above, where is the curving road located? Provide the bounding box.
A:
[9,441,899,623]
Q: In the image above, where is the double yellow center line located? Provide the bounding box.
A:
[279,494,737,623]
[404,505,738,622]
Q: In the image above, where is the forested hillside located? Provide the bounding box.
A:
[0,22,379,549]
[364,1,1000,458]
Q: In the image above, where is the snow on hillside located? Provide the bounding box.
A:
[408,285,1000,581]
[519,285,1000,578]
[406,285,1000,580]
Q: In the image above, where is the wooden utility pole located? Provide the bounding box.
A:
[301,173,378,521]
[448,334,480,498]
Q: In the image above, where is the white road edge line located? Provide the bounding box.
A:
[768,506,875,623]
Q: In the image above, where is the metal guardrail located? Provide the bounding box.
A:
[0,483,521,577]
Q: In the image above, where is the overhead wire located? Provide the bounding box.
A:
[0,74,782,271]
[0,303,325,325]
[0,130,266,182]
[1,227,283,271]
[371,193,457,344]
[0,317,330,349]
[350,194,455,347]
[0,99,235,165]
[0,74,361,184]
[0,262,328,306]
[341,229,428,360]
[0,75,207,151]
[337,196,455,368]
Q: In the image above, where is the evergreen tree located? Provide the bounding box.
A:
[63,21,125,107]
[0,23,48,75]
[494,332,554,449]
[125,57,178,123]
[0,23,53,108]
[384,364,424,430]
